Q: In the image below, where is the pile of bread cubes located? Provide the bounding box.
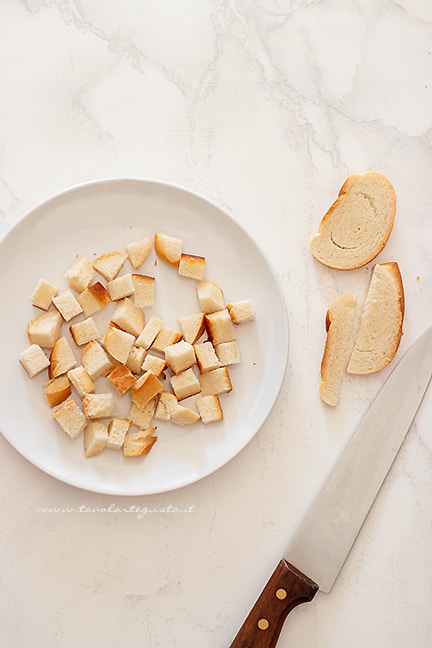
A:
[19,233,255,459]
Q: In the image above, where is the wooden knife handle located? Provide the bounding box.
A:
[229,559,319,648]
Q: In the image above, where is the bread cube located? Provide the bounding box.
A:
[126,236,152,269]
[205,309,236,345]
[104,326,135,364]
[31,278,58,311]
[77,282,110,317]
[107,364,136,395]
[131,371,163,409]
[123,428,157,457]
[154,232,183,266]
[135,315,163,349]
[106,418,131,450]
[197,280,225,313]
[132,274,155,308]
[215,340,241,366]
[165,340,196,375]
[227,300,255,324]
[44,375,71,408]
[154,391,178,421]
[196,394,223,424]
[81,340,113,380]
[125,346,147,374]
[49,336,77,378]
[170,368,201,400]
[27,310,62,348]
[52,290,83,322]
[19,344,50,378]
[111,297,144,336]
[127,400,156,429]
[65,256,94,293]
[194,341,220,373]
[178,312,205,344]
[68,365,95,396]
[93,251,128,281]
[199,367,232,396]
[171,404,200,426]
[151,325,182,353]
[52,399,87,439]
[83,393,114,419]
[69,317,101,346]
[141,354,166,377]
[107,273,134,301]
[84,421,109,457]
[178,254,206,280]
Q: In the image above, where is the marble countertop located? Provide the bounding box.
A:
[1,1,432,646]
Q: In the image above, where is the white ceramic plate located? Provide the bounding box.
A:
[0,178,289,495]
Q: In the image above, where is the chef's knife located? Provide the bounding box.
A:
[230,324,432,648]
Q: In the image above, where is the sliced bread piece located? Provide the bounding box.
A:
[19,344,50,378]
[310,172,396,270]
[123,428,157,457]
[93,251,128,281]
[154,233,183,266]
[126,237,152,269]
[84,421,109,457]
[319,293,358,407]
[52,399,87,439]
[347,262,404,374]
[31,278,58,311]
[27,310,63,348]
[64,256,94,293]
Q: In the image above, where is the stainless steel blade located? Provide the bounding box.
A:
[285,324,432,593]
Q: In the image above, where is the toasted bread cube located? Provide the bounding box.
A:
[178,312,206,344]
[131,371,163,409]
[52,399,87,439]
[132,274,155,308]
[106,418,131,450]
[123,428,157,457]
[165,340,196,375]
[141,354,166,377]
[215,340,241,366]
[69,317,101,346]
[44,375,71,408]
[154,391,178,421]
[227,300,255,324]
[49,336,77,378]
[111,297,144,336]
[67,365,95,396]
[77,282,110,317]
[135,315,163,349]
[170,367,201,400]
[65,256,94,293]
[151,326,183,353]
[194,341,220,373]
[107,273,134,301]
[178,253,206,280]
[196,394,223,424]
[126,237,152,269]
[52,290,83,322]
[171,404,200,426]
[126,346,147,374]
[31,278,58,310]
[84,421,109,457]
[107,364,136,395]
[200,367,232,396]
[197,280,225,313]
[27,310,62,348]
[127,400,156,429]
[19,344,50,378]
[205,309,236,345]
[104,326,135,364]
[154,233,183,266]
[82,340,113,380]
[93,251,128,281]
[83,393,114,419]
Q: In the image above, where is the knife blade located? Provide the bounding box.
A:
[229,324,432,648]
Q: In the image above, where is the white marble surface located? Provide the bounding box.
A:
[1,1,432,646]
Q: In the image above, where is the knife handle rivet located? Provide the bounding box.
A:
[257,618,269,630]
[275,588,287,600]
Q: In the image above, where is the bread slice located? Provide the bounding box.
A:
[106,418,131,450]
[196,394,223,424]
[81,340,113,380]
[93,251,128,281]
[111,297,144,337]
[227,300,255,325]
[49,336,77,378]
[347,262,404,374]
[194,341,220,373]
[52,290,83,322]
[205,309,236,345]
[126,346,147,374]
[107,273,134,301]
[310,172,396,270]
[69,317,101,346]
[44,375,71,408]
[154,233,183,266]
[171,404,200,426]
[107,364,136,395]
[151,325,183,354]
[215,340,241,366]
[131,371,163,408]
[135,315,163,349]
[170,368,201,400]
[27,310,63,348]
[127,399,156,429]
[319,294,358,407]
[31,278,58,311]
[178,253,206,280]
[84,421,109,457]
[83,393,115,419]
[197,280,225,313]
[104,326,135,364]
[199,367,232,396]
[132,274,155,308]
[19,344,50,378]
[165,340,196,375]
[123,428,157,457]
[177,313,205,344]
[77,282,110,317]
[126,237,152,269]
[52,399,87,439]
[68,365,95,397]
[154,390,178,421]
[65,256,94,293]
